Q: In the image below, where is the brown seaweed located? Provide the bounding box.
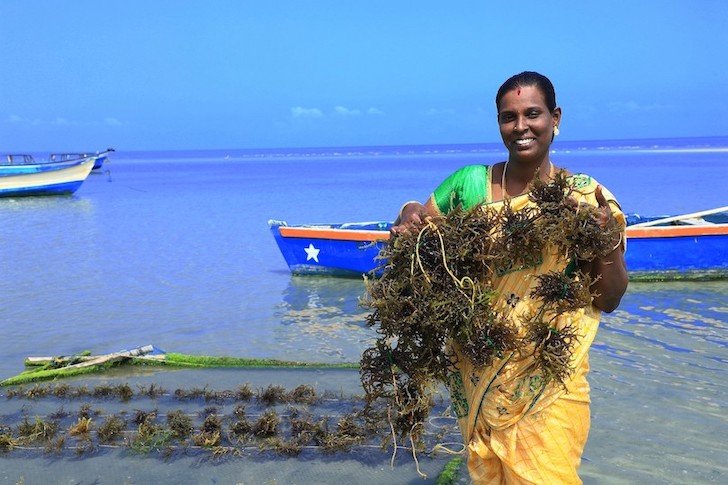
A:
[361,170,621,448]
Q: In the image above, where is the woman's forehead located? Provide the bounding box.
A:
[499,85,547,109]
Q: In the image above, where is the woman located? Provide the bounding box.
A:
[392,72,628,484]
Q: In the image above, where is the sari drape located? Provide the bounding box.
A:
[429,165,625,484]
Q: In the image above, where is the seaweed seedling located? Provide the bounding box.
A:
[166,410,194,440]
[288,384,318,405]
[174,386,208,400]
[49,406,70,420]
[44,435,65,455]
[323,412,367,452]
[91,384,116,399]
[70,385,91,399]
[288,409,323,442]
[139,383,166,399]
[97,415,127,444]
[258,385,287,406]
[78,403,101,420]
[229,405,252,439]
[24,385,51,400]
[253,410,280,437]
[271,436,304,456]
[52,384,71,399]
[68,417,93,438]
[129,419,171,454]
[210,445,241,460]
[17,416,58,444]
[0,426,16,452]
[200,406,219,418]
[132,409,158,426]
[235,384,254,401]
[192,413,222,448]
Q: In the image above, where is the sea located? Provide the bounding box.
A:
[1,136,727,484]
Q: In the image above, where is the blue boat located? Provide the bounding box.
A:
[269,207,728,281]
[0,154,96,197]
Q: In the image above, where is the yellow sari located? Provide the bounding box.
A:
[431,165,625,484]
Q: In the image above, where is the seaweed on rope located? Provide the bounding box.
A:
[0,381,462,467]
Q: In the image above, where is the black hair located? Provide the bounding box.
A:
[496,71,557,112]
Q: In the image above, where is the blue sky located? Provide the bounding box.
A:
[1,1,727,151]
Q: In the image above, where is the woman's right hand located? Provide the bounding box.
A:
[391,201,429,235]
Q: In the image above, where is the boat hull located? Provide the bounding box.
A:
[269,220,389,276]
[269,219,728,281]
[92,154,108,170]
[0,157,95,197]
[625,226,728,280]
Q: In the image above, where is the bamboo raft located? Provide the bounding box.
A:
[1,345,358,387]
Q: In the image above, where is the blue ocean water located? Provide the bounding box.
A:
[1,136,727,483]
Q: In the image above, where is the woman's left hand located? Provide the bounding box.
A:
[593,185,616,230]
[581,185,628,312]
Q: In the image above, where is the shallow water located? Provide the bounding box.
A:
[1,141,727,483]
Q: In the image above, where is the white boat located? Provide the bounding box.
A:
[0,154,96,197]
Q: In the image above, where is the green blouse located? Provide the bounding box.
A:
[432,164,491,214]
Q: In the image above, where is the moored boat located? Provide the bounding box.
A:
[269,206,728,281]
[50,147,114,170]
[0,154,96,197]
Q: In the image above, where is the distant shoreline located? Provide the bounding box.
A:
[22,135,728,161]
[99,135,728,160]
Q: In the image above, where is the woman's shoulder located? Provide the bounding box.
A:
[438,164,490,185]
[453,164,491,175]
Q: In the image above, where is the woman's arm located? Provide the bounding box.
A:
[579,186,628,313]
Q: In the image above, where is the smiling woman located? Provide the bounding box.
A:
[391,71,628,484]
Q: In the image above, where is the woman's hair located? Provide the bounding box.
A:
[496,71,557,112]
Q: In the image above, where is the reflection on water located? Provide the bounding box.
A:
[582,281,728,483]
[273,276,372,363]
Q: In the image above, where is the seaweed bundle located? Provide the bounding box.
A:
[361,170,622,448]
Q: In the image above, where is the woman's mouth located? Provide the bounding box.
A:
[514,138,535,147]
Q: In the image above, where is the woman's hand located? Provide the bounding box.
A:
[593,186,620,234]
[391,201,430,236]
[580,185,628,312]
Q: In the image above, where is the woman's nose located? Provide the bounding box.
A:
[513,115,527,131]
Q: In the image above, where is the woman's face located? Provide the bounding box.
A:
[497,85,560,165]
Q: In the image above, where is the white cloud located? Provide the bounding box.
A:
[367,107,384,115]
[425,108,455,116]
[334,106,361,116]
[291,106,324,118]
[104,117,123,126]
[6,115,42,126]
[54,117,70,125]
[608,100,665,113]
